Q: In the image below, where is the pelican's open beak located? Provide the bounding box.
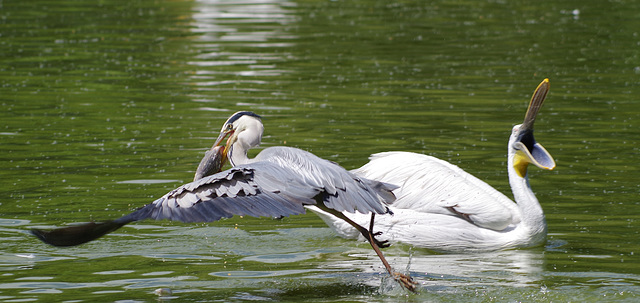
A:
[513,139,555,175]
[513,79,556,177]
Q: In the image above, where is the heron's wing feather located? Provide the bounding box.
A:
[122,165,313,223]
[255,146,393,214]
[31,165,314,247]
[352,151,519,230]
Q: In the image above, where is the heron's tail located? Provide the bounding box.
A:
[31,216,133,247]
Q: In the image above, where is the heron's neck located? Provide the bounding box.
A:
[228,142,251,166]
[507,154,546,236]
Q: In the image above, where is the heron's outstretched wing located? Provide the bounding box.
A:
[31,164,314,247]
[32,152,395,247]
[129,165,313,223]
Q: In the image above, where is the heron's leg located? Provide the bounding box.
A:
[320,208,387,248]
[368,213,384,238]
[315,205,417,292]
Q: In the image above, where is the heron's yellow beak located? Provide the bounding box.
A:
[213,128,234,167]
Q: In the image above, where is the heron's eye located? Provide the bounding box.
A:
[225,124,233,131]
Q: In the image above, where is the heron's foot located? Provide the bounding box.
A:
[392,271,418,293]
[371,231,390,248]
[375,238,390,248]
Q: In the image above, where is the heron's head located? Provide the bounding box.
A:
[213,111,264,161]
[509,79,556,177]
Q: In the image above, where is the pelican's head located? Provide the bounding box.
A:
[509,79,556,178]
[213,111,264,165]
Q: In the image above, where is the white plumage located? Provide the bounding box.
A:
[309,79,555,252]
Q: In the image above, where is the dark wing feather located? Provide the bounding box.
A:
[121,165,314,223]
[31,165,314,247]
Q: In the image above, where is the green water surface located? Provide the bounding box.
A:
[1,0,639,302]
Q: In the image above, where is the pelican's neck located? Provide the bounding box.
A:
[507,150,547,237]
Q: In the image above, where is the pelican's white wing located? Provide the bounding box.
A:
[351,151,520,230]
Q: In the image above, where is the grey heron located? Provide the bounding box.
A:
[31,111,417,291]
[308,79,556,252]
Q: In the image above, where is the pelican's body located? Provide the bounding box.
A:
[309,79,555,252]
[311,151,546,252]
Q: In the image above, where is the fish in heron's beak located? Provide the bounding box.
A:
[193,124,236,181]
[193,145,228,181]
[512,79,556,177]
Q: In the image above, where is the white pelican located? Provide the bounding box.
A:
[31,111,416,291]
[308,79,556,252]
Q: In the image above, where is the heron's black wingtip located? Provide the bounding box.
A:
[31,228,51,244]
[31,220,128,247]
